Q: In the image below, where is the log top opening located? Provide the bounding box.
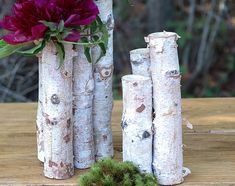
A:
[148,31,180,40]
[130,48,149,55]
[122,75,150,82]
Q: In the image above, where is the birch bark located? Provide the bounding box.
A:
[147,32,183,185]
[73,46,95,169]
[92,0,114,160]
[122,75,153,174]
[130,48,151,77]
[36,54,44,162]
[42,42,74,179]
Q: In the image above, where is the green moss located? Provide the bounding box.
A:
[78,159,158,186]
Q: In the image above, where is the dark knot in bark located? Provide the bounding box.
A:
[142,131,151,139]
[51,94,60,105]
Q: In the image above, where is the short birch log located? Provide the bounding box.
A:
[130,48,151,77]
[92,0,114,160]
[147,31,183,185]
[42,42,74,179]
[73,46,95,169]
[36,54,44,162]
[122,75,153,174]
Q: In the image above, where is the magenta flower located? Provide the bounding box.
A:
[1,0,99,45]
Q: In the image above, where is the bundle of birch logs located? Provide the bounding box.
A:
[36,0,114,179]
[122,31,189,185]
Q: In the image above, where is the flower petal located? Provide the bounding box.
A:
[31,24,48,39]
[64,30,80,42]
[3,32,33,44]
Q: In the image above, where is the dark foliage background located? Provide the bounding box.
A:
[0,0,234,102]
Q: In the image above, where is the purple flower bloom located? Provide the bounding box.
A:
[1,0,99,44]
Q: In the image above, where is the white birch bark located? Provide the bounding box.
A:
[130,48,151,77]
[36,54,44,162]
[122,75,153,174]
[42,42,74,179]
[73,46,95,169]
[92,0,114,160]
[147,31,183,185]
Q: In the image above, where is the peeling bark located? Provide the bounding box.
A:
[130,48,151,77]
[92,0,114,160]
[73,46,95,169]
[122,75,153,174]
[147,32,183,185]
[36,54,44,162]
[42,42,74,179]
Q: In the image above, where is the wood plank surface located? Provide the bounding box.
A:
[0,98,235,185]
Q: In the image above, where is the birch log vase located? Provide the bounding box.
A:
[42,42,74,179]
[92,0,114,160]
[130,48,151,77]
[122,75,153,174]
[36,54,44,162]
[147,32,183,185]
[73,46,95,169]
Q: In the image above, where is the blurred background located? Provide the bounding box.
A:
[0,0,234,102]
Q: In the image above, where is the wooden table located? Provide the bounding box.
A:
[0,98,235,185]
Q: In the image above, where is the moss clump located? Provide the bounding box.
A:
[78,158,158,186]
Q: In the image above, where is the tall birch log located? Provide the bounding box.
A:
[147,31,183,185]
[122,75,153,174]
[73,46,95,169]
[36,54,44,162]
[130,48,151,77]
[92,0,114,160]
[42,42,74,179]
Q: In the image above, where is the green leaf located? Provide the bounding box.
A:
[40,21,56,31]
[0,40,7,48]
[54,42,65,69]
[96,16,103,26]
[58,20,64,32]
[92,35,100,42]
[84,46,92,63]
[0,43,27,59]
[17,40,46,56]
[58,40,93,46]
[95,42,106,63]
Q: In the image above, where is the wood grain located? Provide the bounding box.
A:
[0,98,235,185]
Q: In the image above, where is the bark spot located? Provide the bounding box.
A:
[64,71,68,77]
[51,94,60,105]
[165,70,181,79]
[98,66,113,80]
[107,15,114,30]
[39,141,44,152]
[136,104,146,113]
[133,82,138,87]
[45,118,50,125]
[36,125,39,132]
[142,131,151,139]
[67,118,71,128]
[63,134,71,143]
[73,108,77,115]
[103,135,108,141]
[121,120,128,129]
[51,120,58,125]
[49,160,58,167]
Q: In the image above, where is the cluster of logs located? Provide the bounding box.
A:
[122,31,185,185]
[36,0,114,179]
